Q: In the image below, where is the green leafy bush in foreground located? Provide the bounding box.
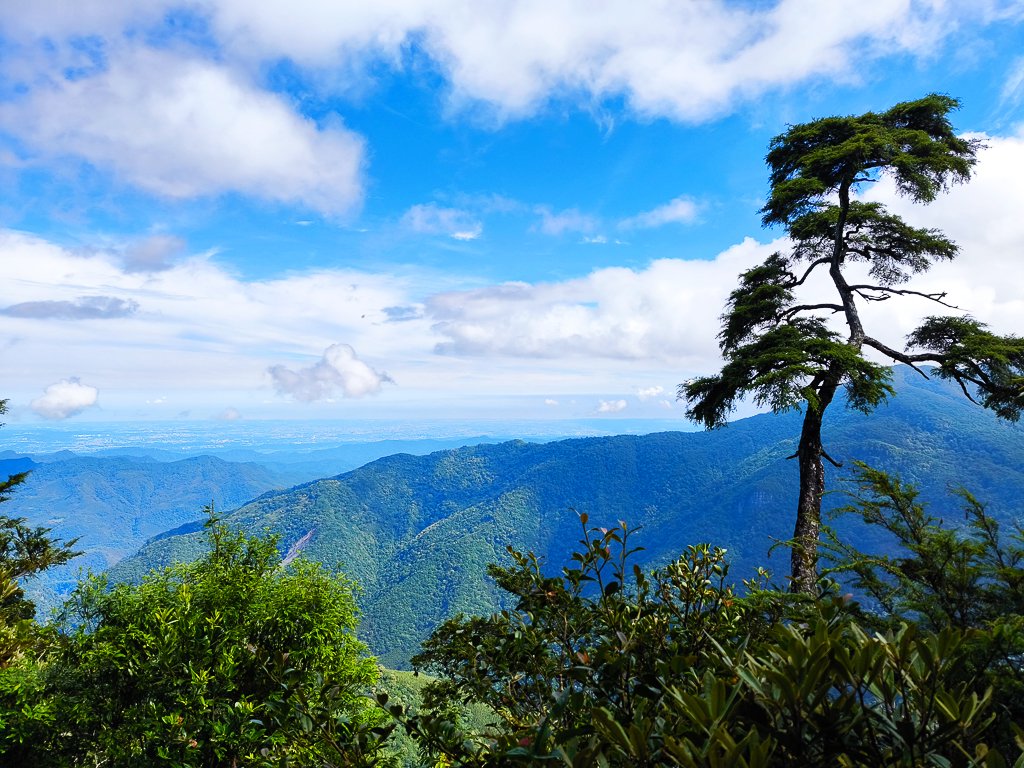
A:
[1,513,392,767]
[397,477,1024,767]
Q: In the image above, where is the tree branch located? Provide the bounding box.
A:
[781,303,845,319]
[954,376,980,404]
[820,447,843,468]
[861,337,942,378]
[791,257,832,287]
[847,284,960,309]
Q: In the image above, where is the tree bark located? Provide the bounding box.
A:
[790,374,840,593]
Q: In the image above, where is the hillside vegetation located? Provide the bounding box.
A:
[0,454,292,608]
[113,368,1024,667]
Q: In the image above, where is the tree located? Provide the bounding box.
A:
[14,513,390,767]
[682,94,1024,592]
[0,399,79,667]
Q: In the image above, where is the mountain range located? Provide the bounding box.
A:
[109,367,1024,667]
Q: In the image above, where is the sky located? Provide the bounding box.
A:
[2,0,1024,425]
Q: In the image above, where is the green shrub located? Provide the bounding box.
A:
[395,514,1018,767]
[4,512,391,767]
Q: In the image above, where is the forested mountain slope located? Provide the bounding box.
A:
[112,368,1024,667]
[1,454,289,605]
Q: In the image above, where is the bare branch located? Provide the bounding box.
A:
[853,289,891,303]
[820,447,843,468]
[847,284,960,310]
[782,303,844,319]
[955,376,980,404]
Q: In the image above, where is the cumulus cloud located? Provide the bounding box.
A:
[191,0,988,121]
[402,204,482,240]
[0,1,992,143]
[31,378,99,419]
[0,46,365,216]
[857,130,1024,337]
[1,296,138,319]
[268,343,393,402]
[619,196,700,229]
[428,237,776,361]
[597,399,627,413]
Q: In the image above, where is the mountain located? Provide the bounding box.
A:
[2,454,295,608]
[111,368,1024,668]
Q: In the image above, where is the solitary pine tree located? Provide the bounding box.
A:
[682,95,1024,593]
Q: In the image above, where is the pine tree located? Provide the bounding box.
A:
[682,95,1024,592]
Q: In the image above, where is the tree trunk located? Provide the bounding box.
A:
[790,376,841,593]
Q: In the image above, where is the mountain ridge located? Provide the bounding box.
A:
[111,367,1024,667]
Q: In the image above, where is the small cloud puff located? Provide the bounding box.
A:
[637,385,665,400]
[268,343,393,402]
[402,204,482,241]
[31,378,99,420]
[534,206,597,236]
[217,407,242,421]
[619,196,699,230]
[544,398,559,406]
[597,399,628,413]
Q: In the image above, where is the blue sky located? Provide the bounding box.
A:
[2,1,1024,424]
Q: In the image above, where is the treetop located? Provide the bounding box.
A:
[762,93,978,227]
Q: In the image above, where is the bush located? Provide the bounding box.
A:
[3,512,392,767]
[395,515,1018,767]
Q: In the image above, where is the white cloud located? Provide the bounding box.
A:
[544,398,559,406]
[31,378,99,420]
[1,296,138,319]
[402,203,483,240]
[637,385,664,400]
[0,46,365,216]
[428,237,776,361]
[534,206,598,236]
[5,115,1024,419]
[2,1,994,136]
[619,196,699,229]
[198,0,997,121]
[857,130,1024,340]
[1000,56,1024,108]
[597,399,627,413]
[268,343,394,402]
[217,407,242,421]
[0,229,435,406]
[120,235,187,273]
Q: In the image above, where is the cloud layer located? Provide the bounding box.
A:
[1,0,1015,214]
[2,127,1024,418]
[1,296,138,319]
